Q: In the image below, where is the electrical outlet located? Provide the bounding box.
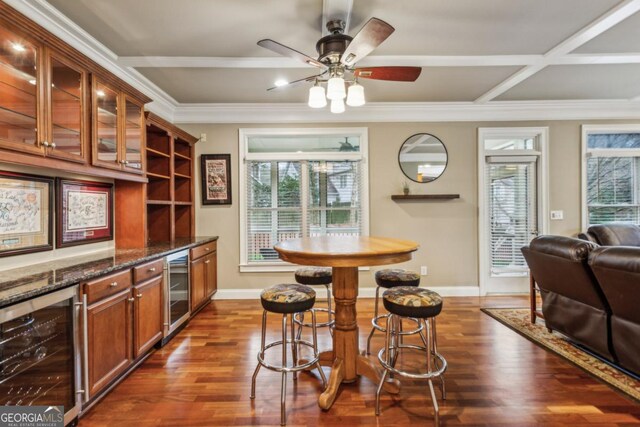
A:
[200,133,207,142]
[420,266,428,276]
[550,210,564,220]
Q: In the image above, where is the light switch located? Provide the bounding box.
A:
[550,210,564,220]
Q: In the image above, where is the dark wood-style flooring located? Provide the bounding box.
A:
[79,296,640,426]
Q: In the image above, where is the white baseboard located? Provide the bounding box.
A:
[213,286,480,300]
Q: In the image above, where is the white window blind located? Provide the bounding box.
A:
[585,132,640,226]
[487,161,537,275]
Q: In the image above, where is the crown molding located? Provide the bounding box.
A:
[173,100,640,124]
[3,0,178,121]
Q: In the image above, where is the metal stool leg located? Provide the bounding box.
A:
[250,310,267,399]
[375,314,392,415]
[366,286,381,355]
[431,317,446,400]
[290,314,298,381]
[311,309,327,388]
[280,314,288,426]
[425,318,440,426]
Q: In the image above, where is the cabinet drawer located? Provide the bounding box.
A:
[190,241,217,260]
[84,269,132,305]
[133,258,163,283]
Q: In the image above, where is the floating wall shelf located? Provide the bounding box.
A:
[391,194,460,201]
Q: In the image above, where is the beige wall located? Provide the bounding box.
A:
[182,119,640,292]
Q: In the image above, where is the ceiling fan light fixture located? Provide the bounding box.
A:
[327,76,346,100]
[308,84,327,108]
[330,98,345,114]
[346,83,365,107]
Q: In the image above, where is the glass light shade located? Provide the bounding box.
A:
[346,83,365,107]
[330,98,345,114]
[308,85,327,108]
[326,76,346,100]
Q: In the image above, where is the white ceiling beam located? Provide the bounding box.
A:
[322,0,353,35]
[557,53,640,64]
[475,0,640,103]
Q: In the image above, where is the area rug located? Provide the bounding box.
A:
[481,307,640,402]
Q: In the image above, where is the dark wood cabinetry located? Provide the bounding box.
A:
[189,242,217,312]
[85,289,133,398]
[82,259,164,399]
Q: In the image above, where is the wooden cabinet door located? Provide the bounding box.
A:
[86,289,132,397]
[205,252,217,298]
[121,96,144,174]
[92,78,121,171]
[45,49,88,164]
[0,25,45,156]
[133,276,163,357]
[190,256,206,310]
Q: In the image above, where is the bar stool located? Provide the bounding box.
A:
[293,267,334,337]
[366,268,423,355]
[375,286,447,425]
[250,284,327,426]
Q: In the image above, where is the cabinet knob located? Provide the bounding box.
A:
[136,293,143,299]
[205,247,210,251]
[127,297,135,302]
[109,282,118,287]
[50,142,56,148]
[42,141,50,147]
[204,260,210,264]
[124,160,130,165]
[149,267,156,272]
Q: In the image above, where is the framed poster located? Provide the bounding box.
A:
[0,171,53,257]
[57,179,113,248]
[201,154,232,205]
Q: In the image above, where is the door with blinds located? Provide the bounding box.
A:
[478,128,547,294]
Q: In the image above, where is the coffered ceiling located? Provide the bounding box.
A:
[12,0,640,121]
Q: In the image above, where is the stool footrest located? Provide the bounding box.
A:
[377,345,447,380]
[257,339,320,373]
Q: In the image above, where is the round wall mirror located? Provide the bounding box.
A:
[398,133,448,183]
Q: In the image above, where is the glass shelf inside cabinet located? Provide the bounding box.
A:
[0,27,38,147]
[95,83,118,164]
[50,57,82,157]
[124,99,142,170]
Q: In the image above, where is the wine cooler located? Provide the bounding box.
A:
[0,286,81,425]
[162,250,190,344]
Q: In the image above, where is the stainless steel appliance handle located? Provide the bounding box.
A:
[81,294,90,403]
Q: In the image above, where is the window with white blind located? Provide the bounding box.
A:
[582,126,640,227]
[239,128,369,271]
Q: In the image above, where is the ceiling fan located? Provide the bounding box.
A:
[257,18,421,113]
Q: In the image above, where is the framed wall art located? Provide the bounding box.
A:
[56,179,113,248]
[201,154,232,205]
[0,171,53,257]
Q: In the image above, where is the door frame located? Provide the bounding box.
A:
[478,127,549,296]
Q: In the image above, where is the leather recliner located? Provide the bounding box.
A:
[589,246,640,375]
[521,236,615,361]
[586,223,640,246]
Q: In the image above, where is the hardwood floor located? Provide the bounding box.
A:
[78,296,640,426]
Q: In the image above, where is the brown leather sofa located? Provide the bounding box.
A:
[579,223,640,246]
[521,236,614,361]
[589,246,640,375]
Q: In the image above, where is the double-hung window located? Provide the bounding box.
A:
[239,128,369,271]
[582,125,640,227]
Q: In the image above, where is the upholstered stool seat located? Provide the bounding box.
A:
[252,284,326,425]
[260,284,316,314]
[375,268,420,288]
[293,267,334,336]
[367,268,422,355]
[294,267,332,285]
[375,287,447,425]
[383,286,443,319]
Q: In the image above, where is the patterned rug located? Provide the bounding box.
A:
[482,307,640,403]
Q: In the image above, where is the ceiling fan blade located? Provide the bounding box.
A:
[340,18,395,66]
[354,67,422,82]
[266,73,325,91]
[257,39,326,69]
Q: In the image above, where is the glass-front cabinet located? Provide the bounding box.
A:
[0,25,88,163]
[91,78,145,174]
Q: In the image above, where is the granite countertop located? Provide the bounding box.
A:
[0,236,218,309]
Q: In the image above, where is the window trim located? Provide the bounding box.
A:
[238,127,370,272]
[581,124,640,229]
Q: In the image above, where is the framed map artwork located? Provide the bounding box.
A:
[56,179,113,248]
[0,171,53,257]
[201,154,231,205]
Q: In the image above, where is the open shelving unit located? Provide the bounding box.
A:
[145,113,198,243]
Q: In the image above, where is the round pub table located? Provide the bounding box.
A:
[274,236,419,410]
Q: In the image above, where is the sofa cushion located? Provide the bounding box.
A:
[587,223,640,246]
